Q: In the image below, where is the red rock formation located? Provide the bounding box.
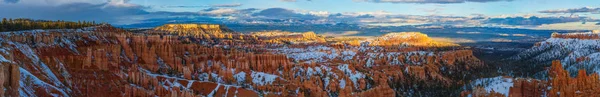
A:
[551,32,600,40]
[0,64,20,97]
[152,24,234,35]
[508,79,546,97]
[369,32,459,47]
[0,24,491,97]
[465,60,600,97]
[547,60,600,97]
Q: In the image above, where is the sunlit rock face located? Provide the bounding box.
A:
[153,24,235,35]
[369,32,459,47]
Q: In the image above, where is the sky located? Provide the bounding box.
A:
[134,0,600,17]
[1,0,599,29]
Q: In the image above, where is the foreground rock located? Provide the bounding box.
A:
[462,60,600,97]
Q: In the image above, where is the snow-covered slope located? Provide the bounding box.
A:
[463,76,514,96]
[509,32,600,74]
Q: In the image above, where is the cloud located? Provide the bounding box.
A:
[280,0,311,2]
[456,31,481,34]
[340,11,392,17]
[355,0,514,4]
[512,34,526,37]
[533,22,600,30]
[539,7,600,14]
[306,11,331,17]
[211,3,242,7]
[153,3,242,8]
[201,8,240,15]
[199,8,258,16]
[0,0,149,24]
[106,0,138,7]
[253,8,319,19]
[3,0,18,3]
[1,0,106,5]
[485,16,587,25]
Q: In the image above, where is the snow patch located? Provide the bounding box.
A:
[251,71,279,86]
[467,76,514,96]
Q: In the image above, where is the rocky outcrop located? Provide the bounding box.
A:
[508,79,545,97]
[547,60,600,96]
[369,32,459,47]
[152,24,234,35]
[252,31,326,44]
[463,60,600,97]
[551,32,600,40]
[0,63,20,97]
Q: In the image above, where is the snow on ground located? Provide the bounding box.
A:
[15,43,68,91]
[467,76,514,96]
[510,33,600,74]
[0,54,10,63]
[251,71,279,86]
[337,64,364,89]
[273,46,354,63]
[339,79,346,89]
[211,73,225,83]
[234,72,246,84]
[341,50,356,61]
[19,67,70,97]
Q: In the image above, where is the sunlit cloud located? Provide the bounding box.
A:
[456,31,481,34]
[539,7,600,14]
[211,3,242,7]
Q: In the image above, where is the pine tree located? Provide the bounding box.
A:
[1,18,6,25]
[0,18,4,32]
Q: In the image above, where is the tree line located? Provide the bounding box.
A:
[0,18,102,32]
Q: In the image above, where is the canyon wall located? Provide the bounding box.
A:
[0,24,487,96]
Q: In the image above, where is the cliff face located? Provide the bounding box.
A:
[0,63,19,97]
[0,24,486,96]
[369,32,459,47]
[252,31,327,44]
[152,24,234,35]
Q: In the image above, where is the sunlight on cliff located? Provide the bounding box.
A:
[369,32,459,47]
